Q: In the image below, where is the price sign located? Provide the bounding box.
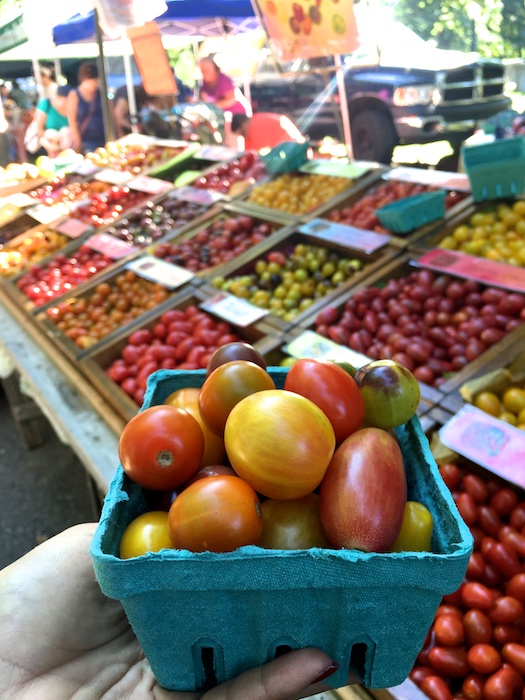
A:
[384,167,471,192]
[87,233,138,260]
[200,293,269,327]
[300,219,390,255]
[0,202,21,225]
[4,192,36,208]
[94,169,134,186]
[416,249,525,293]
[73,160,100,177]
[299,160,371,180]
[171,186,222,206]
[27,202,69,225]
[54,217,92,239]
[440,405,525,488]
[128,175,172,195]
[195,145,239,162]
[126,255,194,289]
[284,330,370,367]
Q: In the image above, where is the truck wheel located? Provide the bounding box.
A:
[350,110,398,164]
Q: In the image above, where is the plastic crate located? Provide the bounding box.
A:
[375,190,447,234]
[91,368,473,692]
[461,136,525,202]
[261,141,310,174]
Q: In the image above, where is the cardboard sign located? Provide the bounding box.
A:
[87,233,138,260]
[127,22,178,96]
[128,175,172,195]
[285,330,370,367]
[195,145,240,162]
[0,202,21,225]
[126,255,194,290]
[416,249,525,293]
[440,405,525,488]
[94,169,134,186]
[200,293,269,327]
[300,218,390,254]
[384,167,471,192]
[4,192,36,208]
[54,217,92,239]
[170,186,223,206]
[299,160,370,180]
[27,202,69,225]
[73,160,101,177]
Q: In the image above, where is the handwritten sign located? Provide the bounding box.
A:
[94,169,134,186]
[170,186,222,206]
[300,219,390,255]
[54,217,92,239]
[299,160,371,180]
[384,167,471,192]
[87,233,138,260]
[440,405,525,488]
[195,145,239,162]
[73,160,100,177]
[27,202,69,225]
[200,293,268,327]
[126,255,194,289]
[128,175,172,195]
[416,249,525,293]
[284,330,370,367]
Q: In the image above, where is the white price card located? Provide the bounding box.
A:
[195,145,239,162]
[94,169,134,186]
[27,202,69,225]
[5,192,36,208]
[128,175,173,195]
[300,218,390,255]
[383,166,471,192]
[54,217,92,239]
[126,255,194,289]
[73,160,100,177]
[440,405,525,488]
[171,186,223,206]
[284,330,370,367]
[87,233,138,260]
[200,293,269,327]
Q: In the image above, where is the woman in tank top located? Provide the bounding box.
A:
[66,62,105,154]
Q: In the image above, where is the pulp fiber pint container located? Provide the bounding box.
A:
[91,368,473,692]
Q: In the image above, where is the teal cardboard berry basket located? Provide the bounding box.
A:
[462,136,525,202]
[91,368,472,692]
[375,190,447,234]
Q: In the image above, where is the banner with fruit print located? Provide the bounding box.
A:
[253,0,360,63]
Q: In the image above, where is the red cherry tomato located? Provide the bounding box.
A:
[457,493,477,526]
[428,646,470,678]
[506,573,525,602]
[489,596,525,624]
[434,613,464,646]
[491,489,519,517]
[439,463,462,491]
[463,609,493,645]
[467,644,502,674]
[462,673,485,700]
[461,582,495,609]
[421,674,454,700]
[483,665,516,700]
[493,625,522,645]
[501,643,525,675]
[463,474,489,504]
[119,405,204,490]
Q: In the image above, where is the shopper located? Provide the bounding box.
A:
[38,65,59,100]
[113,83,148,138]
[0,523,339,699]
[9,80,31,111]
[231,112,306,152]
[199,56,248,116]
[66,62,105,154]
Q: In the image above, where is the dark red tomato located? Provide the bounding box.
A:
[491,489,519,517]
[184,464,237,488]
[467,644,502,674]
[510,503,525,530]
[421,675,454,700]
[205,342,266,377]
[483,666,516,700]
[457,493,477,526]
[462,673,486,700]
[506,573,525,602]
[477,505,502,536]
[463,609,493,645]
[487,541,521,579]
[461,582,495,609]
[428,646,470,678]
[434,613,464,646]
[463,474,489,504]
[435,605,463,619]
[501,531,525,559]
[283,358,365,442]
[410,666,435,685]
[466,551,486,581]
[493,625,522,645]
[502,643,525,675]
[439,463,462,491]
[119,405,204,490]
[489,596,525,624]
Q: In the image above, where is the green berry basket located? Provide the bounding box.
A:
[461,136,525,202]
[261,140,310,174]
[90,368,472,692]
[375,190,447,234]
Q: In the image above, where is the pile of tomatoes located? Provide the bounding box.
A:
[117,343,430,559]
[410,462,525,700]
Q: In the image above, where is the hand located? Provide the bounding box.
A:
[0,524,341,699]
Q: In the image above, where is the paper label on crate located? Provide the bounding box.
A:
[195,145,239,162]
[416,249,525,293]
[54,217,92,239]
[440,405,525,488]
[4,192,35,208]
[284,330,370,367]
[299,159,370,180]
[170,186,222,206]
[200,293,268,327]
[87,233,138,260]
[27,202,69,224]
[300,218,390,254]
[94,168,134,185]
[0,202,21,224]
[126,255,194,289]
[73,160,100,177]
[127,175,172,195]
[383,167,471,192]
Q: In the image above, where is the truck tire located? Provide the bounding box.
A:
[350,110,398,164]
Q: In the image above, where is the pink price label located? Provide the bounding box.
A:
[54,217,92,239]
[300,219,390,254]
[87,233,137,260]
[440,405,525,488]
[417,249,525,293]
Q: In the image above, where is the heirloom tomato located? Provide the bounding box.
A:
[225,390,336,500]
[205,341,266,377]
[390,501,433,552]
[119,511,173,559]
[259,494,330,549]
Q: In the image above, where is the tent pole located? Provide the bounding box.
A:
[334,54,353,160]
[53,56,62,82]
[123,48,139,133]
[94,6,115,142]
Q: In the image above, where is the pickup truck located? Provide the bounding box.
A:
[247,19,511,164]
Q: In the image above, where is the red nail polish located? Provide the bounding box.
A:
[311,661,340,684]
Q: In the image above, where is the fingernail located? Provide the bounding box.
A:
[311,661,340,684]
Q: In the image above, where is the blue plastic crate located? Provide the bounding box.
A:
[261,140,310,174]
[462,136,525,202]
[375,190,447,234]
[91,368,472,692]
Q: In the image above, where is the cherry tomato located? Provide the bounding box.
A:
[502,643,525,675]
[493,625,522,645]
[119,405,204,490]
[205,341,266,377]
[167,475,262,553]
[184,464,237,488]
[506,573,525,602]
[457,493,477,526]
[410,666,435,685]
[461,582,495,609]
[199,360,275,435]
[463,474,489,504]
[421,675,454,700]
[483,665,516,700]
[467,644,502,674]
[463,609,493,645]
[439,463,462,491]
[259,494,330,549]
[119,511,173,559]
[489,596,525,624]
[477,505,502,536]
[428,646,470,677]
[435,605,463,619]
[462,673,485,700]
[486,541,521,579]
[433,613,464,646]
[510,503,525,529]
[466,551,486,581]
[491,489,519,517]
[390,501,433,552]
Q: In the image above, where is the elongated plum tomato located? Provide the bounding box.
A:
[198,360,276,436]
[119,405,204,490]
[225,390,336,500]
[119,511,173,559]
[168,474,262,553]
[260,494,330,549]
[354,359,420,429]
[319,427,407,552]
[284,358,365,442]
[164,387,226,467]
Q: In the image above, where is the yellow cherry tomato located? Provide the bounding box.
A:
[390,501,433,552]
[119,511,173,559]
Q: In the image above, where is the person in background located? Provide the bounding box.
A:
[0,523,341,699]
[231,112,305,153]
[9,80,31,111]
[26,84,71,159]
[199,56,249,116]
[173,68,193,103]
[38,65,59,100]
[113,83,148,138]
[66,62,105,154]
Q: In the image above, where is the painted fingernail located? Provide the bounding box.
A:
[311,661,340,684]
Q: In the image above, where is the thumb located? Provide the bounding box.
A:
[202,647,338,700]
